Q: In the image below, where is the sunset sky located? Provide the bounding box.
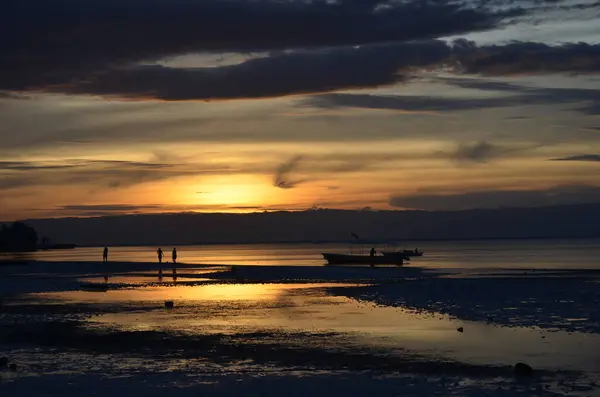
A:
[1,0,600,221]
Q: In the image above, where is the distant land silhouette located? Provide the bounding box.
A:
[11,202,600,247]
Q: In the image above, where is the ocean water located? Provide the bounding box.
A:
[3,238,600,269]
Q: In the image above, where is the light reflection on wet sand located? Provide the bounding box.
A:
[28,283,361,302]
[28,283,600,373]
[78,275,213,285]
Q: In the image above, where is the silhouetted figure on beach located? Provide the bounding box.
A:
[102,247,108,262]
[370,247,375,257]
[157,248,164,278]
[172,248,177,264]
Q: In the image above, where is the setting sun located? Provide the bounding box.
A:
[187,175,270,208]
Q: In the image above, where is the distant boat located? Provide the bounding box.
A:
[322,253,405,266]
[382,249,423,258]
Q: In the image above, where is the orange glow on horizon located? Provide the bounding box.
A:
[177,175,279,208]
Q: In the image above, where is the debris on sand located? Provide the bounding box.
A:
[165,300,174,309]
[457,327,464,333]
[514,362,534,377]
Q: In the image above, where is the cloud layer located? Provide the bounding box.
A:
[2,0,519,91]
[551,154,600,162]
[445,141,526,164]
[0,159,230,190]
[389,184,600,211]
[2,0,599,100]
[307,75,600,116]
[3,40,599,101]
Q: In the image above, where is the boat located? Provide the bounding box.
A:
[382,249,423,258]
[322,252,405,266]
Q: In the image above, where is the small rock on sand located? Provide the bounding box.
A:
[457,327,464,333]
[165,300,174,309]
[514,362,534,377]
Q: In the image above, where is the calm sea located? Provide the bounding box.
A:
[2,238,600,270]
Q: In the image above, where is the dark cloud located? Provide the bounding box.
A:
[389,184,600,211]
[38,40,452,100]
[58,204,163,212]
[3,27,600,100]
[307,74,600,115]
[0,111,219,153]
[0,176,39,190]
[0,161,80,171]
[438,78,526,92]
[445,77,600,115]
[3,151,410,193]
[274,155,307,189]
[272,151,412,189]
[1,0,524,93]
[453,39,600,75]
[66,212,125,217]
[448,141,507,163]
[40,203,300,217]
[306,92,521,112]
[444,141,535,164]
[504,116,532,120]
[551,154,600,162]
[0,159,231,190]
[113,39,600,101]
[0,159,172,171]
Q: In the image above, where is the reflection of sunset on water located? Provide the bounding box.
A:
[34,281,600,372]
[30,283,351,303]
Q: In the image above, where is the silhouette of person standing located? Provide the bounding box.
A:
[370,247,376,257]
[103,247,108,263]
[157,248,164,278]
[172,248,177,264]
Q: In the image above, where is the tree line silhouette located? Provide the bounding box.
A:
[0,222,38,252]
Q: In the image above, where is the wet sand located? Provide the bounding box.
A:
[2,260,600,396]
